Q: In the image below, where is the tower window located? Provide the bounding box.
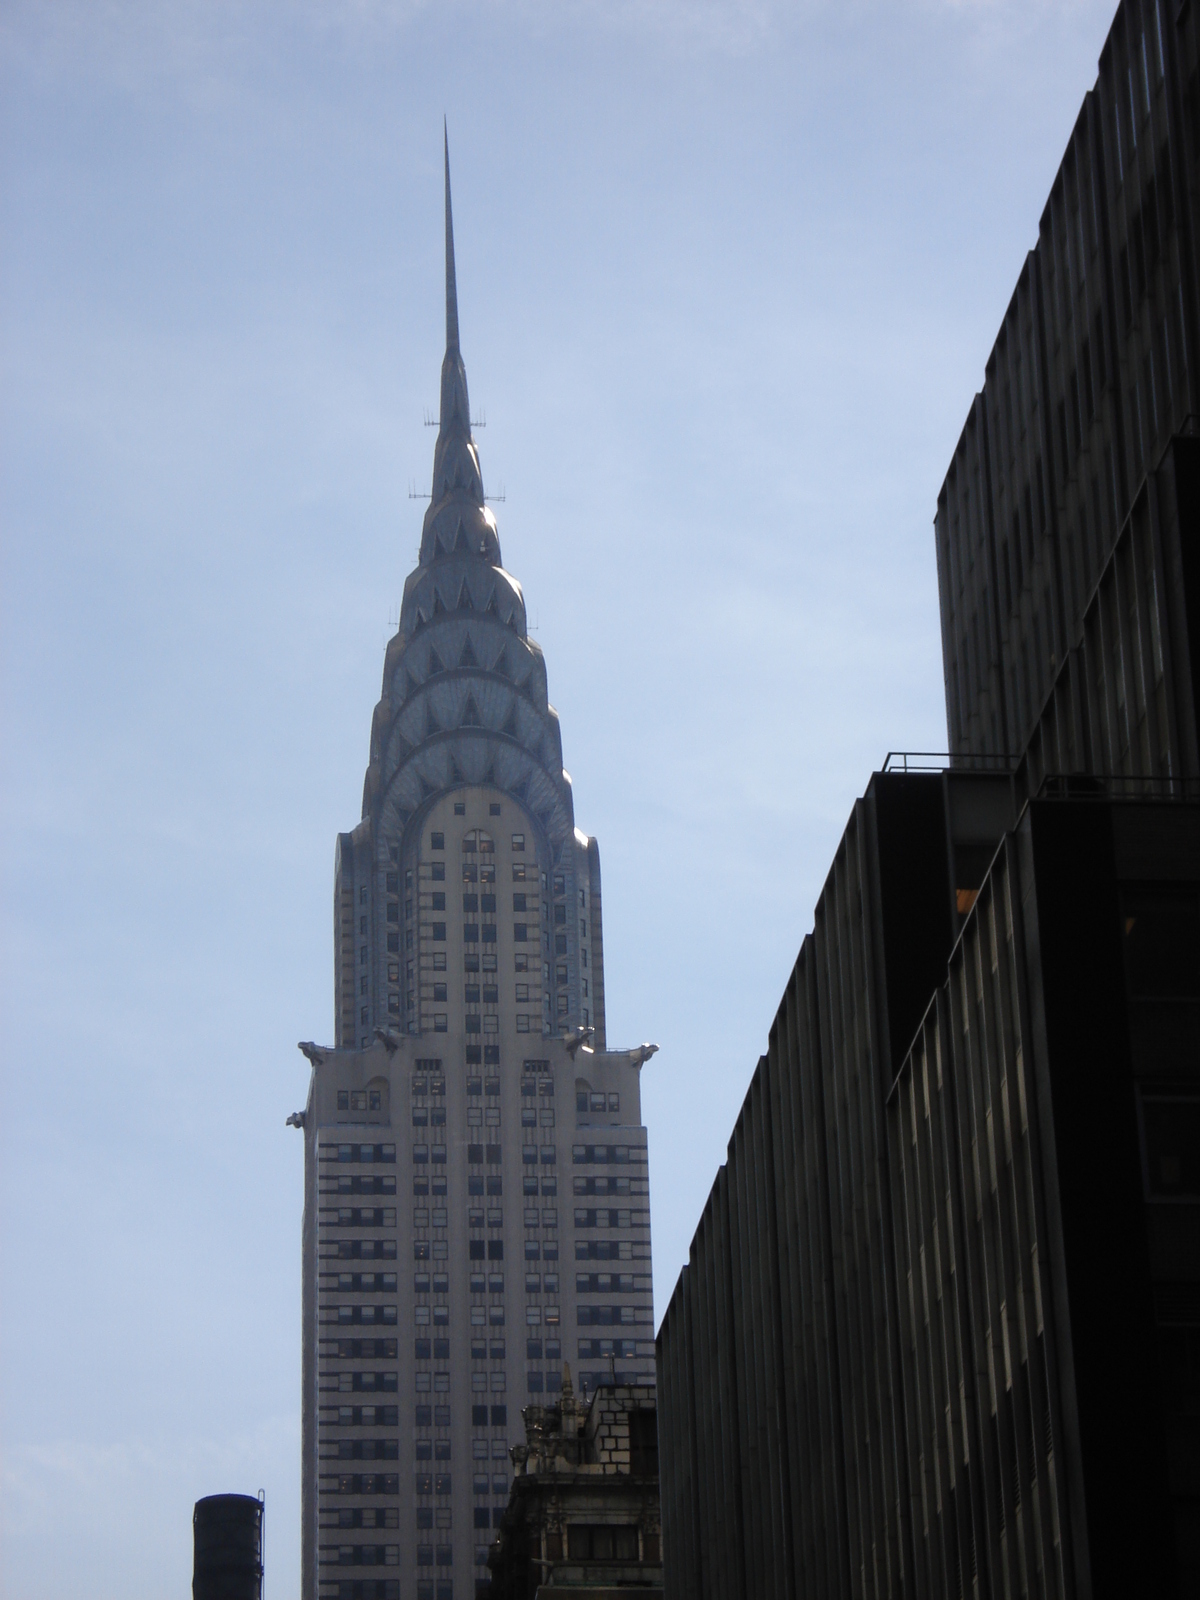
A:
[511,834,525,851]
[430,833,444,850]
[454,802,466,816]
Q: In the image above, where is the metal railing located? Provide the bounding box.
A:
[882,751,1019,774]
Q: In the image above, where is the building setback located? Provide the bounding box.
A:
[293,138,657,1600]
[656,1,1200,1597]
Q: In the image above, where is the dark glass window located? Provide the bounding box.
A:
[630,1409,659,1476]
[566,1525,639,1561]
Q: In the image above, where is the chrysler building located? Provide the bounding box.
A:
[294,135,657,1600]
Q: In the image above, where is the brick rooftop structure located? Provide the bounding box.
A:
[486,1372,662,1598]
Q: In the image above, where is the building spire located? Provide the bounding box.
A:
[418,128,501,568]
[436,121,470,439]
[444,118,459,355]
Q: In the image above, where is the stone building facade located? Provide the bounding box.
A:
[293,138,657,1600]
[487,1374,662,1598]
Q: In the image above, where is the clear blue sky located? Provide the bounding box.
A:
[1,2,1116,1594]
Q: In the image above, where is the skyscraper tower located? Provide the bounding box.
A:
[295,136,657,1600]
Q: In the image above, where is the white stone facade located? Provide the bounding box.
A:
[296,138,655,1600]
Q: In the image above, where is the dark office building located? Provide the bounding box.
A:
[937,0,1200,789]
[655,1,1200,1597]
